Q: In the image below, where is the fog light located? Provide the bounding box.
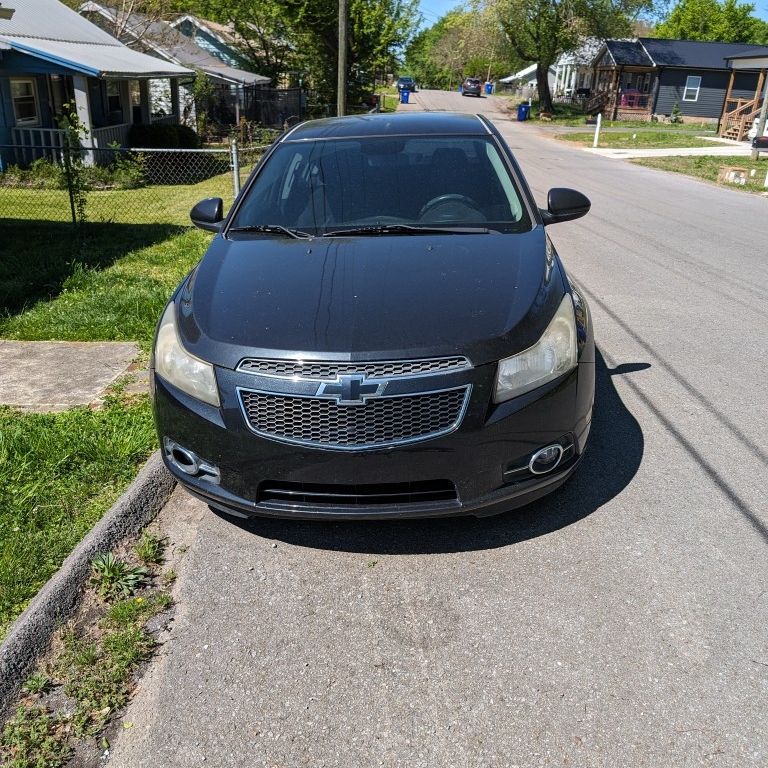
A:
[529,444,564,475]
[163,437,221,484]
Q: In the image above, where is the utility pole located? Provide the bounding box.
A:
[751,73,768,160]
[337,0,347,117]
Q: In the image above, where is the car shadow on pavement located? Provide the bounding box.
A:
[217,349,647,554]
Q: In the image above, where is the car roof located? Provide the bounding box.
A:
[282,112,490,141]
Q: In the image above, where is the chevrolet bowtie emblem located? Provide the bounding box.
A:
[317,374,387,405]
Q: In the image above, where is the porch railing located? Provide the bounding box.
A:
[92,123,131,147]
[11,127,66,164]
[720,97,762,141]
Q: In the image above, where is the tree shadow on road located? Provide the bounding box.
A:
[217,349,647,554]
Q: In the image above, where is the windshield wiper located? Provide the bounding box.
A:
[322,224,492,237]
[227,224,312,240]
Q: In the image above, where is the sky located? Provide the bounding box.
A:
[416,0,768,27]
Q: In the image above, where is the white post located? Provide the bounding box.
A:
[751,73,768,160]
[593,112,602,148]
[72,74,94,164]
[554,66,561,95]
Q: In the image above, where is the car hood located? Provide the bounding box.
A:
[176,229,565,370]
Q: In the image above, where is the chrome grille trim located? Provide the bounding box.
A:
[237,356,472,380]
[237,385,471,451]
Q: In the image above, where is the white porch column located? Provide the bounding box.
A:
[569,67,577,91]
[72,74,94,164]
[554,66,561,94]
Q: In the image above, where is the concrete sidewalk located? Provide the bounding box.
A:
[583,144,754,159]
[0,340,139,411]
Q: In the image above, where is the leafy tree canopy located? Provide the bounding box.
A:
[654,0,768,44]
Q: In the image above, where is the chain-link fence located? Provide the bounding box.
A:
[0,141,270,227]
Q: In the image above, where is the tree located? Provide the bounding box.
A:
[184,0,296,82]
[275,0,421,102]
[404,8,521,89]
[655,0,768,44]
[490,0,653,112]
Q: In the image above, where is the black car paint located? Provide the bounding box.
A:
[153,112,594,519]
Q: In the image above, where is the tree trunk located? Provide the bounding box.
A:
[537,62,553,113]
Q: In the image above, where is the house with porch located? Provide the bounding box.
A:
[0,0,192,167]
[721,47,768,141]
[80,3,270,126]
[586,37,767,131]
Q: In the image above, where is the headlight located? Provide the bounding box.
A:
[154,303,220,406]
[494,293,578,403]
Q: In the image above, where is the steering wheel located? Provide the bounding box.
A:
[418,194,484,221]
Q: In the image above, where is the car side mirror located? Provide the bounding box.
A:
[540,188,591,225]
[190,197,224,232]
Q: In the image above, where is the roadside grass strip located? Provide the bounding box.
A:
[0,392,156,640]
[0,538,174,768]
[631,154,768,193]
[555,130,718,148]
[1,228,209,351]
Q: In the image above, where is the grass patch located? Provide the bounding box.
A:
[555,130,719,148]
[631,154,768,193]
[1,540,174,765]
[0,395,156,639]
[0,228,209,348]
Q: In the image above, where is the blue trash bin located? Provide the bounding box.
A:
[485,83,493,95]
[400,90,410,104]
[517,103,530,121]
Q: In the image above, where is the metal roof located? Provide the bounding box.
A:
[0,0,192,78]
[80,3,269,85]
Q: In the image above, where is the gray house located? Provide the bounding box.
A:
[0,0,192,167]
[588,37,767,132]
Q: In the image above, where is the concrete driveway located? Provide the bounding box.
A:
[107,91,768,768]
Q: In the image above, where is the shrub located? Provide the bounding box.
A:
[128,123,200,149]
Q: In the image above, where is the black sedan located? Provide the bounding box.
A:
[151,112,594,520]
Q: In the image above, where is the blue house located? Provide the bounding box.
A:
[0,0,192,167]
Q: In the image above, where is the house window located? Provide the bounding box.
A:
[683,75,701,102]
[107,81,122,114]
[11,79,40,126]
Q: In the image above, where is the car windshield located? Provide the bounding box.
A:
[230,134,531,236]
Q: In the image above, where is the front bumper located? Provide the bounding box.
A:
[152,359,594,520]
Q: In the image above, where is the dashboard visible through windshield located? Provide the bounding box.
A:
[230,135,532,236]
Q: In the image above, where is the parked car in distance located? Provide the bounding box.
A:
[153,112,594,520]
[462,77,483,96]
[396,76,417,92]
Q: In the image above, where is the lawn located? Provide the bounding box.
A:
[0,393,156,640]
[0,179,216,638]
[555,130,720,148]
[631,154,768,193]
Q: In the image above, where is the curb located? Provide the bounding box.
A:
[0,451,175,717]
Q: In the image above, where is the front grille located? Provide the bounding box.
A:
[237,356,470,379]
[239,386,469,449]
[258,479,457,506]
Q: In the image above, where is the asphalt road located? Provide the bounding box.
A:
[108,91,768,768]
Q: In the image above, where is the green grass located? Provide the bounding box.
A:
[555,130,720,148]
[1,228,209,349]
[632,154,768,193]
[0,395,157,639]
